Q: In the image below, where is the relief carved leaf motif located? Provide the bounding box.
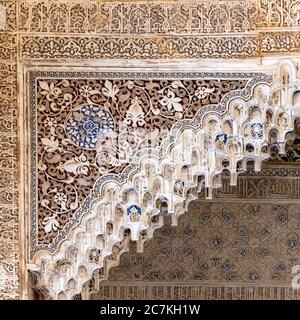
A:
[41,136,60,153]
[42,214,60,233]
[159,89,183,112]
[102,80,119,101]
[58,153,90,175]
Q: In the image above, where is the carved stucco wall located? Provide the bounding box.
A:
[0,1,19,300]
[0,0,300,299]
[26,63,300,300]
[88,170,300,300]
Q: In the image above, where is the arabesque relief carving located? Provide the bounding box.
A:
[0,0,18,300]
[18,0,300,32]
[18,0,300,59]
